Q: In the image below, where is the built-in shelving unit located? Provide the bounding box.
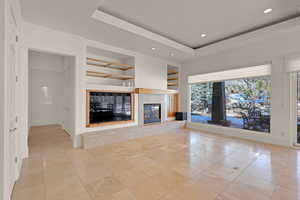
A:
[167,82,177,86]
[168,69,178,76]
[86,57,135,71]
[167,65,179,90]
[84,47,136,128]
[86,70,134,80]
[166,66,179,119]
[85,46,135,88]
[167,77,178,81]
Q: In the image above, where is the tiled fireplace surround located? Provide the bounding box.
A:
[138,94,167,126]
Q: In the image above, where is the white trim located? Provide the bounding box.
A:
[187,84,192,122]
[286,54,300,72]
[85,84,134,92]
[289,72,299,146]
[188,64,271,84]
[0,0,6,199]
[187,122,290,147]
[91,10,194,54]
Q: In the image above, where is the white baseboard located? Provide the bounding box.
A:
[72,135,82,148]
[187,122,290,147]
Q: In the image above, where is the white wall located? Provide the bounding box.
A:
[22,22,181,147]
[23,22,86,147]
[180,24,300,147]
[135,54,168,90]
[62,56,76,136]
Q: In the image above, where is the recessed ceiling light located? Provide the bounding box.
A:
[201,34,207,38]
[151,47,156,50]
[264,8,272,14]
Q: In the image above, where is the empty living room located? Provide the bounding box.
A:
[1,0,300,199]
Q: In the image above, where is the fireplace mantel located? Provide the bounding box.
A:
[135,88,178,94]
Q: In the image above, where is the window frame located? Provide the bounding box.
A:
[187,66,272,134]
[289,72,300,146]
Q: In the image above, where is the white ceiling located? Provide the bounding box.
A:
[98,0,300,48]
[20,0,300,62]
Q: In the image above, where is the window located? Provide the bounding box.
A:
[297,73,300,144]
[189,65,271,133]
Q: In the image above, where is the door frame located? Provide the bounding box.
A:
[289,72,300,147]
[7,1,20,195]
[1,0,22,199]
[26,48,78,143]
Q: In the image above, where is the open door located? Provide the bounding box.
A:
[7,6,19,195]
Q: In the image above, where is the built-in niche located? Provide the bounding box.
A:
[85,46,135,88]
[86,90,135,127]
[167,65,179,90]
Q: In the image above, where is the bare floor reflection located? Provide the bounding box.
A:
[13,125,300,200]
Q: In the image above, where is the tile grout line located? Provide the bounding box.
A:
[212,153,259,199]
[66,150,95,200]
[42,153,48,200]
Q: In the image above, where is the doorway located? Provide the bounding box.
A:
[28,50,76,138]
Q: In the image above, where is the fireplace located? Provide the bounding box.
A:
[144,104,161,124]
[138,94,166,126]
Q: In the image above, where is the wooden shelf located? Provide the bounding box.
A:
[168,69,178,75]
[87,57,134,71]
[168,77,178,81]
[86,71,134,80]
[168,82,178,86]
[135,88,179,94]
[86,62,126,71]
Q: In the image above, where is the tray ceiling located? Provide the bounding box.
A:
[98,0,300,48]
[20,0,300,62]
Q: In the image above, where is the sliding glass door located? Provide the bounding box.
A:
[290,72,300,146]
[296,73,300,144]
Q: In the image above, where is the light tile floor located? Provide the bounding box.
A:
[12,125,300,200]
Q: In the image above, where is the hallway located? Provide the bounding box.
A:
[12,125,87,200]
[12,125,300,200]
